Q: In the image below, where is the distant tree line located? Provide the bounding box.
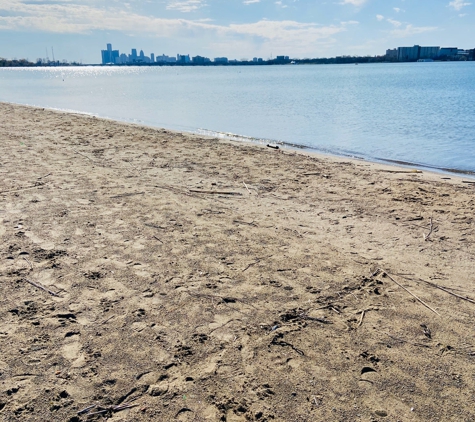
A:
[0,58,36,67]
[0,57,83,67]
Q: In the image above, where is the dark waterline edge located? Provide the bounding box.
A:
[4,100,475,180]
[195,128,475,179]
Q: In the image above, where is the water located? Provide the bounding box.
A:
[1,63,474,174]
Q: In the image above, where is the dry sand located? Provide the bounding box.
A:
[1,102,475,422]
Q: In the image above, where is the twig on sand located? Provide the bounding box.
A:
[243,181,252,195]
[242,259,260,272]
[72,149,96,163]
[110,192,145,199]
[423,217,434,241]
[208,318,240,334]
[78,404,97,415]
[153,235,164,244]
[24,278,61,297]
[378,270,440,316]
[357,310,365,327]
[101,315,115,325]
[23,256,33,270]
[0,181,47,194]
[78,401,139,418]
[386,333,431,348]
[418,278,475,305]
[189,189,243,196]
[38,172,52,180]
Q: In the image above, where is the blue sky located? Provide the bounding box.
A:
[0,0,473,63]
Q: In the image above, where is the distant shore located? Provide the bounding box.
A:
[1,102,475,421]
[3,57,474,68]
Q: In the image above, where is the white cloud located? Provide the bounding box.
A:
[448,0,471,11]
[0,0,347,55]
[340,0,368,5]
[390,24,438,37]
[243,0,260,4]
[376,14,384,21]
[393,7,403,13]
[166,0,207,13]
[387,18,402,27]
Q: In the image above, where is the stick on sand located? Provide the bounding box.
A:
[379,270,440,316]
[24,278,61,297]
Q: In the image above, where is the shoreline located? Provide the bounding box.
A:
[1,102,475,421]
[3,100,475,181]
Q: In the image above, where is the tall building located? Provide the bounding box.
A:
[177,54,191,64]
[151,53,155,63]
[397,45,420,61]
[438,47,458,58]
[214,57,228,64]
[101,43,119,64]
[130,49,138,63]
[156,54,176,63]
[419,46,440,60]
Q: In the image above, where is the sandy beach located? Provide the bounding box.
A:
[1,102,475,421]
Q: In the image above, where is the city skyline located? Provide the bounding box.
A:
[1,0,474,63]
[100,42,474,66]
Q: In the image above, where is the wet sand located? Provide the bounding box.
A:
[1,102,475,421]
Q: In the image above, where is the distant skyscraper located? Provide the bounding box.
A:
[214,57,228,64]
[101,43,118,64]
[397,45,420,61]
[151,53,155,63]
[177,54,191,64]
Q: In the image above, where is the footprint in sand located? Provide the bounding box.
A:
[61,335,85,367]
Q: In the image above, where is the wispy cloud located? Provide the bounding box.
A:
[448,0,471,11]
[243,0,260,4]
[0,0,347,56]
[376,14,384,21]
[166,0,207,13]
[390,24,438,37]
[387,18,402,27]
[340,0,368,5]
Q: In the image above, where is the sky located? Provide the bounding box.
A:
[0,0,473,63]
